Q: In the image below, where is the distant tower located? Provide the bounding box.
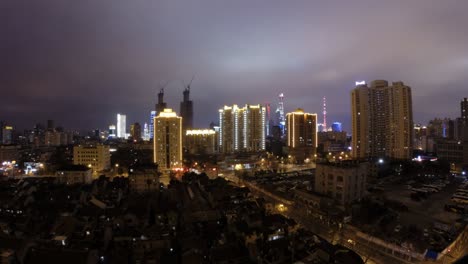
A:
[130,122,142,141]
[462,97,468,120]
[180,78,194,130]
[143,122,150,141]
[149,111,156,139]
[47,120,55,131]
[322,96,327,131]
[156,88,167,114]
[265,103,271,136]
[276,93,286,135]
[116,114,127,139]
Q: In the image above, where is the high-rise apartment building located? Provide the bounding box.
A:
[286,109,318,160]
[180,87,194,131]
[218,104,266,153]
[153,109,182,170]
[351,80,413,160]
[185,129,216,155]
[73,145,111,174]
[116,114,127,139]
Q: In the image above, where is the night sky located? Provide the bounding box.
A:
[2,0,468,131]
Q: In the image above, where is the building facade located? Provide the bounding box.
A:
[73,145,111,174]
[149,111,156,140]
[153,109,183,170]
[458,98,468,141]
[117,114,127,139]
[315,161,368,205]
[129,164,159,193]
[1,125,13,145]
[185,129,216,155]
[56,165,93,185]
[351,80,413,160]
[286,109,318,161]
[427,118,454,139]
[462,98,468,120]
[130,122,142,141]
[331,122,342,132]
[108,125,116,139]
[155,89,167,114]
[218,104,266,153]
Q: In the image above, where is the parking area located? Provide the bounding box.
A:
[371,175,467,251]
[384,179,461,227]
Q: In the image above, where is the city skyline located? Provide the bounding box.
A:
[2,1,468,131]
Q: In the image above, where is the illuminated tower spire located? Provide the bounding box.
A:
[323,96,327,131]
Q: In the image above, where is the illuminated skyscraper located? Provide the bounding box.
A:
[180,86,193,130]
[219,104,266,153]
[351,80,413,160]
[116,114,127,139]
[265,103,272,137]
[149,111,156,139]
[143,122,150,141]
[153,109,182,170]
[286,109,317,160]
[331,122,342,132]
[219,105,235,153]
[275,93,286,135]
[322,96,327,130]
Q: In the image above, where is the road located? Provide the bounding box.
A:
[220,172,410,263]
[219,171,468,264]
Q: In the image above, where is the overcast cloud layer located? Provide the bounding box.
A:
[2,0,468,131]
